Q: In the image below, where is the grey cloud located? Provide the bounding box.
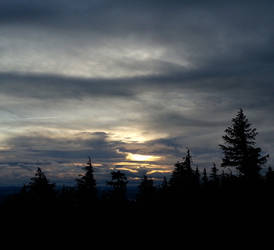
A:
[0,1,56,24]
[0,65,273,103]
[0,131,188,185]
[0,72,135,99]
[4,131,123,161]
[0,0,274,185]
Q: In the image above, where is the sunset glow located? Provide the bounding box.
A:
[126,153,162,162]
[0,0,273,187]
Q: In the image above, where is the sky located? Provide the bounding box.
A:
[0,0,274,186]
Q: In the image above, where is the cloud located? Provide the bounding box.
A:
[0,1,273,185]
[0,131,178,185]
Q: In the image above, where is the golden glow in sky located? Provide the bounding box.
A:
[108,127,167,143]
[126,153,162,162]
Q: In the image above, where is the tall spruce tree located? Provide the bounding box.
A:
[194,167,201,186]
[202,168,208,185]
[161,176,168,191]
[137,175,156,204]
[107,170,128,202]
[76,157,97,201]
[266,167,274,186]
[219,109,268,179]
[169,149,195,191]
[210,163,219,185]
[26,167,56,205]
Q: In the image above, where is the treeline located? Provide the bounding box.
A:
[1,109,274,221]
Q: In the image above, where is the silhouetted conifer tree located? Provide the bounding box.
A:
[161,176,168,191]
[169,149,196,193]
[107,170,128,202]
[20,184,28,196]
[58,185,77,210]
[220,170,226,186]
[202,168,208,185]
[219,109,268,179]
[210,163,219,186]
[137,175,156,205]
[76,157,97,203]
[26,167,56,205]
[158,176,169,202]
[266,167,274,186]
[194,167,201,186]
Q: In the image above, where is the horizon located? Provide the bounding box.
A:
[0,0,274,186]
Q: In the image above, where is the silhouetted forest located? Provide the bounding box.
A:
[1,109,273,225]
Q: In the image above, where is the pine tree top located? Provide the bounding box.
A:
[219,109,268,178]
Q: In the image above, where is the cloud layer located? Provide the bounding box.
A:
[0,0,273,185]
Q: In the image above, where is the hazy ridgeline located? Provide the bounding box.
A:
[1,110,273,224]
